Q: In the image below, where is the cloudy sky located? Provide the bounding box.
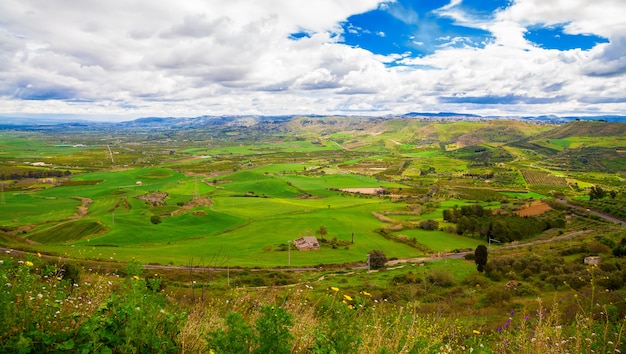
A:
[1,0,625,120]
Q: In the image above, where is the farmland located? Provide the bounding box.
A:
[2,116,626,352]
[1,117,625,267]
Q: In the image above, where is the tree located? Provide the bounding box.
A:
[368,250,387,269]
[475,245,488,272]
[589,186,606,200]
[316,226,327,240]
[150,215,162,225]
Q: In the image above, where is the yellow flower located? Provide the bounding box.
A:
[132,275,140,280]
[348,304,354,310]
[472,330,481,335]
[37,253,42,258]
[343,294,353,301]
[331,287,339,292]
[25,261,34,267]
[361,291,371,297]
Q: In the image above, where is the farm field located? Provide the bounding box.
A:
[2,116,626,353]
[0,117,625,269]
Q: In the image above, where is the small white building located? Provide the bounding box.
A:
[294,236,320,251]
[584,256,601,265]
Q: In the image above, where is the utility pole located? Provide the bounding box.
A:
[287,240,292,266]
[488,237,500,249]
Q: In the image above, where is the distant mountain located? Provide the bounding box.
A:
[1,113,625,131]
[401,112,481,118]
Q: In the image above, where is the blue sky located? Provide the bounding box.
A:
[0,0,625,120]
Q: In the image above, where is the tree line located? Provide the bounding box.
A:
[0,169,71,181]
[443,204,566,243]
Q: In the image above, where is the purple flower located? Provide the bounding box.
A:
[504,340,509,345]
[497,327,502,333]
[504,322,510,329]
[525,315,530,321]
[510,310,515,316]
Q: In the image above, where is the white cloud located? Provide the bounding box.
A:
[0,0,625,118]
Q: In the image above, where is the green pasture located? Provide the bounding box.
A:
[0,194,80,226]
[29,220,107,243]
[394,229,483,252]
[500,191,547,199]
[402,156,469,175]
[417,200,500,221]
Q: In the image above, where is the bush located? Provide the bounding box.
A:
[206,312,255,353]
[368,250,387,269]
[61,262,81,285]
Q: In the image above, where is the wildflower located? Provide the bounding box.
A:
[56,277,62,281]
[361,291,371,297]
[331,287,339,292]
[25,261,34,267]
[37,252,42,258]
[510,310,515,316]
[132,275,140,280]
[348,305,354,310]
[343,294,353,301]
[497,327,502,333]
[525,315,530,321]
[473,330,481,335]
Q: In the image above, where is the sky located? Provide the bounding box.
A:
[1,0,625,121]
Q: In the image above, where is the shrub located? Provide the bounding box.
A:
[254,306,294,354]
[368,250,387,269]
[206,312,255,353]
[61,262,81,285]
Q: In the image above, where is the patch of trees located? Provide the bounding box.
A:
[589,186,607,200]
[462,172,494,179]
[484,254,626,291]
[418,219,439,231]
[443,205,565,242]
[0,169,71,180]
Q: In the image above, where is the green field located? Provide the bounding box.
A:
[1,118,625,268]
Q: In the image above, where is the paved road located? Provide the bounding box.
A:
[557,198,626,226]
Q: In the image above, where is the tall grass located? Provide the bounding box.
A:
[2,254,625,353]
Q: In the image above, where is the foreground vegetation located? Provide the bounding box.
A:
[3,234,626,353]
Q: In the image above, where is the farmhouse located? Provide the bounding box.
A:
[584,256,601,265]
[294,236,320,251]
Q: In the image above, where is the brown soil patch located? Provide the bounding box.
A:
[137,192,169,206]
[341,187,384,195]
[371,212,394,223]
[515,200,552,217]
[69,197,93,219]
[171,196,213,216]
